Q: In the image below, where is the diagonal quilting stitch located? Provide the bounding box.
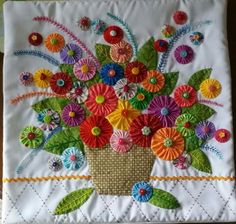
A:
[117,198,134,222]
[179,181,214,221]
[132,197,150,222]
[216,182,236,221]
[209,181,236,217]
[3,182,29,224]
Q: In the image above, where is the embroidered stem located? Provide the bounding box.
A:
[10,91,67,105]
[201,144,223,160]
[198,99,223,107]
[157,20,212,72]
[33,16,100,70]
[14,50,60,66]
[107,12,138,57]
[16,148,43,174]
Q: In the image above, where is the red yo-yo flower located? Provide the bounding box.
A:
[103,26,124,44]
[173,11,188,25]
[154,39,169,52]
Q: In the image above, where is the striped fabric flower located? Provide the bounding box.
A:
[66,81,88,104]
[60,43,82,64]
[125,61,147,83]
[37,109,60,131]
[195,120,216,140]
[174,85,197,107]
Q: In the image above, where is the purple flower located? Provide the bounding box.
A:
[174,45,194,64]
[147,96,181,127]
[60,43,82,64]
[195,120,216,140]
[62,103,85,126]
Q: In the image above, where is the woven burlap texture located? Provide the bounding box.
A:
[85,144,156,195]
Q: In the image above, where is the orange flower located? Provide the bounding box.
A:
[45,33,65,53]
[142,70,165,93]
[151,127,184,160]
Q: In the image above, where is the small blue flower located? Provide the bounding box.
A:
[100,63,124,86]
[132,181,153,202]
[61,147,84,170]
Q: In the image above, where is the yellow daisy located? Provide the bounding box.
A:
[106,100,141,131]
[200,79,222,99]
[34,69,53,88]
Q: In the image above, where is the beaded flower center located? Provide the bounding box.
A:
[40,73,47,80]
[108,69,116,77]
[118,48,126,55]
[182,91,190,99]
[27,132,36,140]
[180,50,188,58]
[123,85,130,92]
[203,126,210,133]
[67,50,75,56]
[208,85,217,92]
[69,111,76,118]
[161,107,169,116]
[149,77,157,84]
[139,188,147,196]
[70,155,77,161]
[118,138,126,145]
[32,35,38,41]
[132,67,140,75]
[50,38,58,45]
[110,30,117,37]
[57,79,65,87]
[137,93,145,101]
[95,95,105,104]
[81,64,89,74]
[184,122,191,128]
[43,115,52,124]
[164,138,173,147]
[141,126,151,136]
[75,87,83,95]
[91,127,101,136]
[23,75,29,80]
[219,132,226,138]
[121,109,129,117]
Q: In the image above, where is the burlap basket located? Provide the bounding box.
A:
[85,145,156,195]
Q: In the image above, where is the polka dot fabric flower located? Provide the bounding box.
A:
[62,103,85,126]
[78,17,91,31]
[200,79,222,99]
[151,127,184,161]
[60,43,82,64]
[130,114,161,147]
[174,45,194,64]
[28,32,43,46]
[50,72,73,95]
[110,40,133,63]
[61,147,84,170]
[34,69,53,88]
[195,120,216,140]
[154,39,169,52]
[148,96,181,127]
[114,78,137,100]
[125,61,147,83]
[190,32,204,46]
[20,126,44,149]
[66,81,88,104]
[100,63,124,86]
[174,85,197,107]
[110,130,132,153]
[129,87,153,110]
[107,100,141,131]
[86,83,118,116]
[73,58,96,81]
[80,115,113,148]
[19,72,33,86]
[142,70,165,93]
[103,26,124,44]
[173,11,188,25]
[45,33,65,53]
[37,109,60,131]
[173,152,191,170]
[161,25,176,38]
[215,129,231,143]
[175,113,198,137]
[91,19,106,35]
[132,182,153,202]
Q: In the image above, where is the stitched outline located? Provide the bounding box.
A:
[3,175,236,183]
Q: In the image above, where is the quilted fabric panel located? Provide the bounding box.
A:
[3,0,236,223]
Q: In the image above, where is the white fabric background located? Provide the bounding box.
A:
[3,0,236,223]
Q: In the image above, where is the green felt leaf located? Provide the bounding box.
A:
[95,43,113,65]
[189,149,212,173]
[181,103,215,122]
[185,135,204,152]
[54,188,94,215]
[32,97,70,113]
[188,68,212,90]
[44,127,84,155]
[59,64,77,82]
[137,37,158,70]
[156,72,179,96]
[149,188,180,209]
